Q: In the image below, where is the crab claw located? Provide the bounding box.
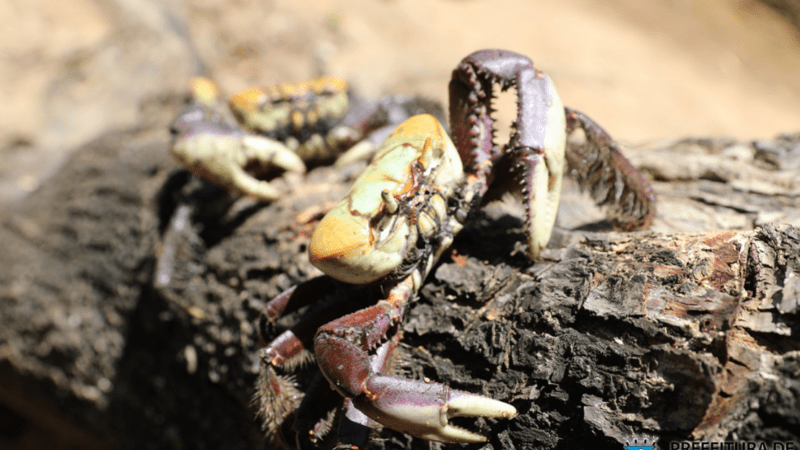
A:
[449,49,568,259]
[353,375,517,443]
[315,295,517,444]
[171,106,306,202]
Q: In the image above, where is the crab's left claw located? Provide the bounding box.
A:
[171,94,306,202]
[450,49,567,259]
[352,375,517,443]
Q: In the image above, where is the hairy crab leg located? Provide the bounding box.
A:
[565,108,657,231]
[255,280,369,441]
[291,371,344,448]
[262,295,367,367]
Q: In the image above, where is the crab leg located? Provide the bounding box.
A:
[565,108,656,230]
[314,277,517,444]
[330,337,398,448]
[450,49,567,259]
[292,371,344,447]
[262,276,339,321]
[292,330,399,449]
[255,279,367,440]
[262,298,362,365]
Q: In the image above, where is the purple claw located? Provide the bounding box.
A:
[314,295,516,444]
[354,375,517,443]
[451,49,568,259]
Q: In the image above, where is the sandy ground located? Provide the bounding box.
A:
[2,0,800,205]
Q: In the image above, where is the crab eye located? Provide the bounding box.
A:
[381,189,399,214]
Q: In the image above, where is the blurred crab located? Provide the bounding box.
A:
[255,49,656,448]
[171,75,444,202]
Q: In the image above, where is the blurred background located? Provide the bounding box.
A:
[2,0,800,205]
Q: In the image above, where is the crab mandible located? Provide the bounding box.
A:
[256,49,656,448]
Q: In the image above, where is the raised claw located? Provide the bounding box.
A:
[450,49,567,259]
[353,375,517,443]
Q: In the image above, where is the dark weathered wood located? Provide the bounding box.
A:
[1,98,798,450]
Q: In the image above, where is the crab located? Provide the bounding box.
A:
[253,49,656,449]
[170,75,445,202]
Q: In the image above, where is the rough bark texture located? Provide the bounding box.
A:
[1,93,799,450]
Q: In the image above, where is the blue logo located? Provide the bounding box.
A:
[625,433,659,450]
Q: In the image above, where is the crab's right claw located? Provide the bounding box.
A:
[171,116,306,202]
[353,375,517,444]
